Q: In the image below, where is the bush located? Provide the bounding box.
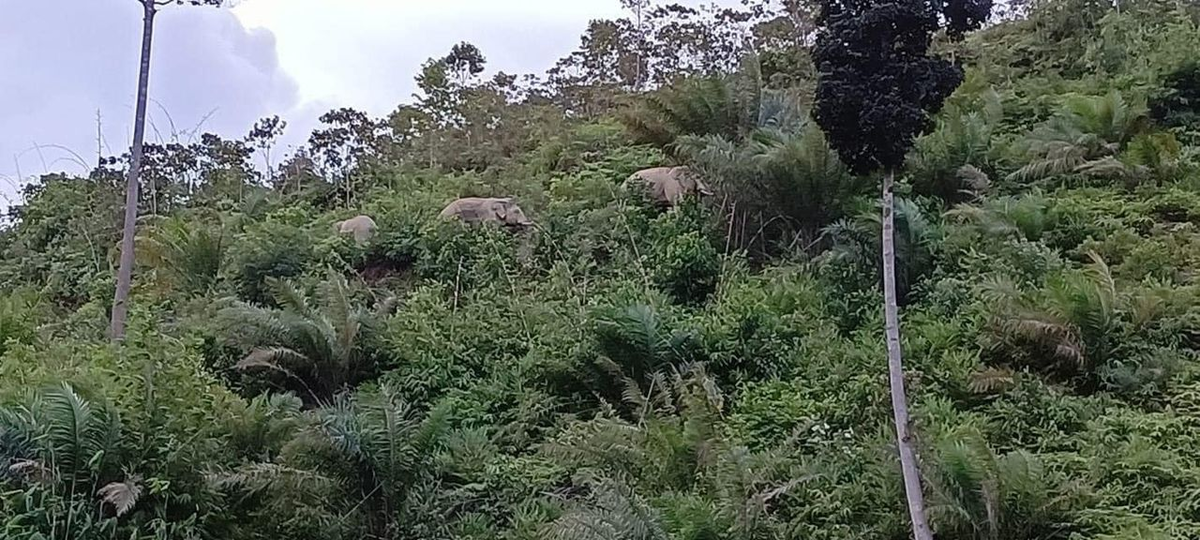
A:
[416,222,523,290]
[228,220,315,305]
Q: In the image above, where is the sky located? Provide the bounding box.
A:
[0,0,636,207]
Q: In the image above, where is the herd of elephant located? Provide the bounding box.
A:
[333,166,713,244]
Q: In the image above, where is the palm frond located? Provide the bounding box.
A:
[545,479,669,540]
[595,305,670,377]
[218,272,384,403]
[1009,91,1150,184]
[969,367,1017,394]
[136,216,224,294]
[97,474,143,516]
[1074,156,1140,181]
[1010,317,1085,366]
[208,463,336,498]
[237,347,315,375]
[37,383,121,484]
[1083,251,1116,309]
[267,277,312,316]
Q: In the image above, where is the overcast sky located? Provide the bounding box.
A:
[0,0,642,207]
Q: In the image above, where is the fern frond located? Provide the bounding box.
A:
[546,480,668,540]
[97,475,143,516]
[209,463,336,498]
[237,347,314,374]
[969,367,1017,394]
[267,277,311,315]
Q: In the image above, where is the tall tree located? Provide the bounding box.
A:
[622,0,653,90]
[811,0,991,537]
[110,0,225,341]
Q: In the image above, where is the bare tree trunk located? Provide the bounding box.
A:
[882,170,932,540]
[110,1,157,341]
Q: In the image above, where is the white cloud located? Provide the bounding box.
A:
[0,0,299,203]
[231,0,627,114]
[3,0,721,207]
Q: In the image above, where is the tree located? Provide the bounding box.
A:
[443,42,487,86]
[811,0,991,537]
[622,0,654,90]
[111,0,225,341]
[247,115,287,185]
[307,108,391,203]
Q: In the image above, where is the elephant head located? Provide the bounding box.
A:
[491,198,533,228]
[676,168,713,197]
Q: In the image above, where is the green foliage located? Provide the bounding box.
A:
[822,198,942,304]
[980,252,1192,395]
[217,271,393,404]
[1006,91,1161,186]
[1150,61,1200,133]
[416,220,523,290]
[909,81,1005,201]
[679,122,868,253]
[227,217,316,306]
[137,215,226,296]
[927,429,1088,539]
[0,175,121,308]
[621,71,759,151]
[6,1,1200,538]
[0,290,42,358]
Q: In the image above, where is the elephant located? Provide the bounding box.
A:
[439,197,533,228]
[625,166,713,207]
[333,215,378,245]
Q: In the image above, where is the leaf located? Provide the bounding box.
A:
[98,475,143,516]
[237,346,312,370]
[208,463,336,498]
[969,367,1016,394]
[266,277,311,316]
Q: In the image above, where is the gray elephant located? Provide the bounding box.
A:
[439,197,533,228]
[333,215,378,245]
[625,166,713,207]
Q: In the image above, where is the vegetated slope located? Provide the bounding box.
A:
[3,1,1200,539]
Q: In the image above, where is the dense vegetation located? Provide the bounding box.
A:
[4,0,1200,538]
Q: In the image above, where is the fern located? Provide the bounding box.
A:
[219,270,385,404]
[545,479,669,540]
[1008,91,1151,184]
[136,216,225,295]
[969,367,1017,394]
[97,474,142,517]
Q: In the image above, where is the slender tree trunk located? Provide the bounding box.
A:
[110,1,157,341]
[881,170,933,540]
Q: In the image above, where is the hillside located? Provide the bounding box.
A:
[4,1,1200,539]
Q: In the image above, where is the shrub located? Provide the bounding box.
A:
[228,221,315,306]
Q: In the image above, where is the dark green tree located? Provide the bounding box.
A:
[443,42,487,85]
[812,0,990,537]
